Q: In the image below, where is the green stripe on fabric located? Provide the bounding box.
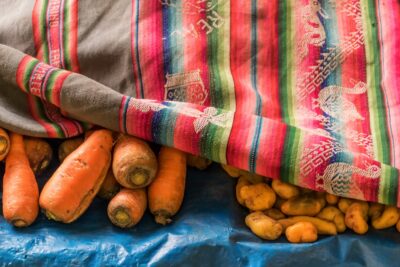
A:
[23,59,40,91]
[378,164,398,205]
[40,0,50,63]
[63,0,72,70]
[361,0,391,164]
[278,0,295,125]
[280,125,302,185]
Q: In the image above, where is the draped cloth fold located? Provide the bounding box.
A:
[0,0,399,205]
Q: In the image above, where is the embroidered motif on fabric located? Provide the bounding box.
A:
[296,0,363,102]
[312,81,367,122]
[300,140,344,176]
[129,99,166,113]
[164,69,208,105]
[316,162,381,199]
[298,0,329,61]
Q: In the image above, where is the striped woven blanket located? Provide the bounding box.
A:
[0,0,399,205]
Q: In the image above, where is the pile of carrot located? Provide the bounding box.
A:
[0,127,187,228]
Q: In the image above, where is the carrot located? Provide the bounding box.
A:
[58,137,84,162]
[98,169,120,200]
[3,133,39,227]
[24,137,53,174]
[39,129,113,223]
[112,135,157,189]
[187,154,212,170]
[107,188,147,228]
[148,146,186,225]
[0,128,10,161]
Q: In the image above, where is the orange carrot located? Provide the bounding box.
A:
[39,129,113,223]
[112,135,158,189]
[0,128,10,161]
[3,133,39,227]
[58,137,84,162]
[24,137,53,174]
[107,188,147,228]
[148,147,186,225]
[98,169,120,200]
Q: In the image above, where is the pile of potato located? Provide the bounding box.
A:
[220,164,400,243]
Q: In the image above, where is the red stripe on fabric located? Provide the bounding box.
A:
[32,0,44,60]
[69,0,80,72]
[47,0,63,68]
[182,1,210,106]
[139,1,164,100]
[226,113,253,170]
[16,56,34,92]
[118,96,128,132]
[257,0,280,119]
[131,0,141,98]
[52,71,71,106]
[125,101,153,140]
[27,96,59,137]
[255,120,286,179]
[230,1,253,115]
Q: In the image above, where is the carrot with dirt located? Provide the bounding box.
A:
[39,129,113,223]
[3,133,39,227]
[98,169,121,200]
[24,137,53,174]
[148,146,186,225]
[107,188,147,228]
[113,135,158,189]
[58,137,84,162]
[0,128,10,161]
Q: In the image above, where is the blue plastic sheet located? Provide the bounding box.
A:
[0,144,399,266]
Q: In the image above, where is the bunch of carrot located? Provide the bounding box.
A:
[0,127,187,228]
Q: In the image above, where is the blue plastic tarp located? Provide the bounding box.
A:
[0,149,399,266]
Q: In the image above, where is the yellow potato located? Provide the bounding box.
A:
[338,198,354,213]
[221,164,241,178]
[271,180,300,199]
[281,194,323,216]
[245,212,283,240]
[187,154,212,170]
[345,202,369,234]
[325,193,339,205]
[368,202,384,220]
[240,183,276,211]
[274,197,286,210]
[317,206,346,232]
[285,222,318,243]
[264,208,286,220]
[240,172,265,184]
[236,177,251,206]
[371,205,400,230]
[278,216,337,235]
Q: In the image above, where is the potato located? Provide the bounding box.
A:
[285,222,318,243]
[264,208,286,220]
[240,183,276,211]
[274,197,286,210]
[278,216,337,235]
[371,205,400,230]
[245,212,283,240]
[271,180,300,199]
[325,193,339,205]
[368,202,384,220]
[281,194,323,216]
[345,202,369,234]
[236,177,251,206]
[58,137,84,162]
[317,206,346,232]
[338,198,354,213]
[221,164,241,178]
[240,172,265,184]
[24,137,53,174]
[187,154,212,170]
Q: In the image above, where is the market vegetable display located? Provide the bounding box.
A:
[1,128,400,244]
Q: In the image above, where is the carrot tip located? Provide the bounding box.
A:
[154,211,172,226]
[111,208,132,228]
[12,219,28,227]
[0,137,8,155]
[128,168,149,187]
